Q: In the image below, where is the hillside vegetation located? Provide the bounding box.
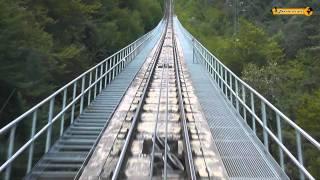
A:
[0,0,163,126]
[175,0,319,178]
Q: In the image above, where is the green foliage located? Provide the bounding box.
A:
[297,91,320,135]
[242,61,283,102]
[175,0,283,75]
[0,0,54,99]
[0,0,163,124]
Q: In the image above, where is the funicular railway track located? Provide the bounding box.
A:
[109,3,196,179]
[80,0,226,179]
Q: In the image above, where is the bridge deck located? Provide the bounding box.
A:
[25,18,289,179]
[26,24,164,180]
[174,17,287,179]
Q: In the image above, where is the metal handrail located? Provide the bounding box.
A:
[0,21,164,180]
[176,17,320,180]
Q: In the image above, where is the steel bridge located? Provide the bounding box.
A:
[1,1,319,180]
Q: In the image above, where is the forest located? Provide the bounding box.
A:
[175,0,319,178]
[0,0,163,127]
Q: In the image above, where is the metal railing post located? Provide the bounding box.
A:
[127,47,130,62]
[193,40,196,64]
[250,92,256,134]
[80,76,85,114]
[60,89,67,136]
[119,50,127,68]
[296,130,305,180]
[108,59,112,84]
[45,98,55,152]
[220,65,223,89]
[120,54,122,77]
[235,80,239,111]
[129,47,132,61]
[71,82,77,123]
[229,73,233,103]
[276,114,284,170]
[117,53,120,75]
[133,44,136,57]
[123,49,126,69]
[222,66,225,94]
[120,51,123,72]
[217,63,220,88]
[94,69,98,99]
[125,48,128,66]
[118,53,120,76]
[261,101,269,151]
[122,51,125,71]
[206,53,209,71]
[242,85,246,121]
[99,64,103,93]
[116,55,119,78]
[104,61,108,87]
[124,49,127,64]
[112,56,116,80]
[213,58,216,81]
[224,69,228,97]
[88,72,92,105]
[219,64,222,89]
[208,57,211,75]
[27,111,37,173]
[99,65,103,93]
[210,57,214,76]
[130,46,133,61]
[5,126,16,180]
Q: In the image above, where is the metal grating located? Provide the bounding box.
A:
[206,116,239,127]
[215,141,261,157]
[210,128,249,141]
[223,157,276,178]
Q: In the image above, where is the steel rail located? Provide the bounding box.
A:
[176,33,215,178]
[172,28,197,180]
[149,28,168,180]
[111,17,170,180]
[99,37,160,178]
[92,20,166,179]
[164,2,172,179]
[163,37,169,180]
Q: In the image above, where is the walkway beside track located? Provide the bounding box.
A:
[174,17,288,180]
[26,22,165,180]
